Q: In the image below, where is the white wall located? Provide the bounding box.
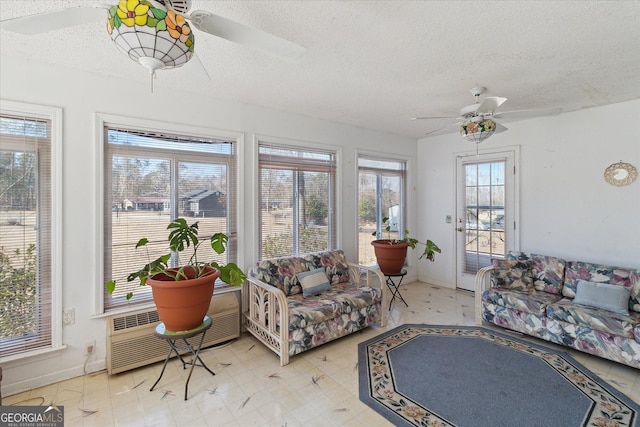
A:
[416,99,640,288]
[0,56,417,395]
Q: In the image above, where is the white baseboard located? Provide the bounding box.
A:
[3,359,106,398]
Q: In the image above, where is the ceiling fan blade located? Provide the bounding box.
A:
[187,11,306,62]
[183,53,211,81]
[476,96,508,115]
[0,5,109,35]
[424,121,463,136]
[494,122,509,134]
[411,116,458,120]
[493,107,563,120]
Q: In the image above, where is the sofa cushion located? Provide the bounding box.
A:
[482,288,562,316]
[574,279,630,315]
[507,251,566,295]
[547,298,640,339]
[635,325,640,344]
[249,250,353,296]
[491,259,534,291]
[564,261,640,313]
[297,268,331,297]
[250,256,308,296]
[303,250,351,285]
[285,282,382,330]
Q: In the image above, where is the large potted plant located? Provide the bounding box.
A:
[371,217,441,274]
[106,218,246,332]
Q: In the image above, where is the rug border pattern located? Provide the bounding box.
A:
[360,324,638,427]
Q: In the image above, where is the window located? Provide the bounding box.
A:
[462,160,506,273]
[258,142,336,258]
[358,156,407,266]
[103,125,238,311]
[0,106,60,359]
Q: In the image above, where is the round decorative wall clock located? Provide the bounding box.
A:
[603,161,637,186]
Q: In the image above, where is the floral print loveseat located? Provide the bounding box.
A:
[476,251,640,368]
[242,250,387,365]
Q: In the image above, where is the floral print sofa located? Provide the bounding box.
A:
[242,250,387,366]
[475,251,640,368]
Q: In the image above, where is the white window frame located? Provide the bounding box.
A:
[95,113,244,315]
[0,100,64,362]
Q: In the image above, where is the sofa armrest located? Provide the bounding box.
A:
[475,265,493,325]
[242,276,290,365]
[347,263,388,327]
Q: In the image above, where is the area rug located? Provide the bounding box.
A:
[358,324,639,427]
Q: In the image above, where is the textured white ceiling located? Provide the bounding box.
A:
[1,1,639,138]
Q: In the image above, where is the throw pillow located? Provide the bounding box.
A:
[573,279,630,315]
[491,259,534,291]
[296,268,332,297]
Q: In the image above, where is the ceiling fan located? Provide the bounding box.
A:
[0,0,306,81]
[412,86,562,143]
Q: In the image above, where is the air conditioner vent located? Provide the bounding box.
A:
[112,310,161,331]
[107,292,239,374]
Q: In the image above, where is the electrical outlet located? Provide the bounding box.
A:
[85,340,95,355]
[62,308,75,326]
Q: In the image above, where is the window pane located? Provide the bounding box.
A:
[478,163,491,185]
[358,157,405,170]
[358,156,406,266]
[108,156,170,302]
[261,168,293,258]
[381,174,400,241]
[462,160,506,274]
[0,114,52,357]
[108,128,233,155]
[259,143,335,258]
[178,162,228,266]
[358,171,377,265]
[299,171,329,253]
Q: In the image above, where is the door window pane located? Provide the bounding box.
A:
[463,160,505,274]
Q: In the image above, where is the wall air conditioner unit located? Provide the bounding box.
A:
[107,292,239,375]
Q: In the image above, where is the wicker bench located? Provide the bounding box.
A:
[242,250,387,366]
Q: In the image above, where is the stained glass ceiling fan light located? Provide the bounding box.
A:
[459,118,496,143]
[107,0,194,90]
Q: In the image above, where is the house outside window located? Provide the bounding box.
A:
[358,156,407,266]
[0,103,62,360]
[103,124,239,312]
[258,142,336,258]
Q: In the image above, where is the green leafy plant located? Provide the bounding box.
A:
[371,217,441,262]
[106,218,246,300]
[0,244,37,338]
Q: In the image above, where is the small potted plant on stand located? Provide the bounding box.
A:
[106,218,246,332]
[371,217,441,274]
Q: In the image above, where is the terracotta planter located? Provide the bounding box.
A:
[146,266,220,332]
[371,240,409,274]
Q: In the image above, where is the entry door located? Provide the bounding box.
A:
[455,151,517,291]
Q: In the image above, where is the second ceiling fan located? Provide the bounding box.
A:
[413,86,562,143]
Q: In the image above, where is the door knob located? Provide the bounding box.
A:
[456,227,463,232]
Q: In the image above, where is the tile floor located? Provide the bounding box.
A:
[4,282,640,426]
